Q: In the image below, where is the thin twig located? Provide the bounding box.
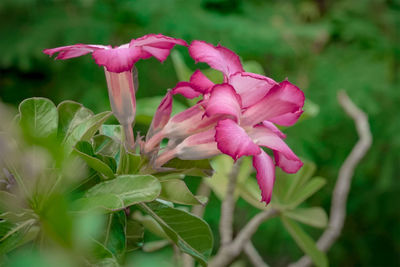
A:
[219,159,242,247]
[289,91,372,267]
[244,242,270,267]
[209,209,278,267]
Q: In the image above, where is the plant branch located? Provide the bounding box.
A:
[209,208,278,267]
[219,159,242,247]
[244,241,270,267]
[289,90,372,267]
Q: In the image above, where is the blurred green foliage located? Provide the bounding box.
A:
[1,0,399,266]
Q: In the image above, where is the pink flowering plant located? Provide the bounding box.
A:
[0,34,330,266]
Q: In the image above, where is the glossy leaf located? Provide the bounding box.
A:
[85,175,161,208]
[63,111,112,154]
[19,97,58,138]
[281,216,328,267]
[140,201,213,266]
[57,100,93,141]
[74,141,115,179]
[284,207,328,228]
[160,179,206,205]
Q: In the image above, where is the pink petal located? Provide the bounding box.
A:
[241,85,300,127]
[248,125,302,173]
[268,80,305,126]
[131,34,188,62]
[189,40,244,78]
[273,151,303,173]
[190,70,215,94]
[172,82,202,99]
[215,119,261,161]
[253,150,275,204]
[261,121,286,139]
[229,72,278,108]
[104,70,136,126]
[147,92,173,139]
[175,129,220,160]
[92,46,142,73]
[205,84,242,122]
[43,44,110,60]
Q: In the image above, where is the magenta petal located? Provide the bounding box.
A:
[43,44,110,60]
[215,119,261,161]
[189,40,244,78]
[172,82,202,99]
[248,125,300,162]
[92,46,142,73]
[267,80,305,126]
[205,84,242,122]
[261,121,286,139]
[273,151,303,173]
[131,34,188,62]
[190,70,215,94]
[148,92,173,139]
[253,150,275,204]
[230,72,278,108]
[241,84,301,126]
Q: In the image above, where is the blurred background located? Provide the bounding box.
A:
[0,0,399,266]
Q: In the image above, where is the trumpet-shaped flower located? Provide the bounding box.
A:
[152,41,304,204]
[44,34,187,148]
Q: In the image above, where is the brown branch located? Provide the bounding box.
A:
[244,242,270,267]
[289,91,372,267]
[219,159,242,247]
[209,209,278,267]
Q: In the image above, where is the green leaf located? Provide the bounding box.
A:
[74,141,115,179]
[19,97,58,138]
[74,194,125,212]
[132,211,169,239]
[284,161,317,201]
[57,100,93,141]
[288,177,327,208]
[284,207,328,228]
[103,211,126,258]
[100,125,123,142]
[142,240,170,252]
[281,216,328,267]
[160,179,206,205]
[63,111,112,154]
[126,220,144,251]
[140,202,213,266]
[93,135,120,158]
[89,238,118,263]
[155,173,185,182]
[163,158,213,177]
[117,147,142,175]
[171,50,193,81]
[85,175,161,209]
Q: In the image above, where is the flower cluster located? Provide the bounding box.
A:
[44,35,304,204]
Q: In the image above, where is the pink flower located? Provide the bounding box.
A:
[152,41,304,204]
[44,34,187,148]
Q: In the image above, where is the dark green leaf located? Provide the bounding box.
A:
[74,141,115,179]
[163,158,213,177]
[103,211,126,258]
[117,147,142,175]
[140,201,213,266]
[160,179,206,205]
[85,175,161,208]
[126,219,144,251]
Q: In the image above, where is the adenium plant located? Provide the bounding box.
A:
[1,33,326,267]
